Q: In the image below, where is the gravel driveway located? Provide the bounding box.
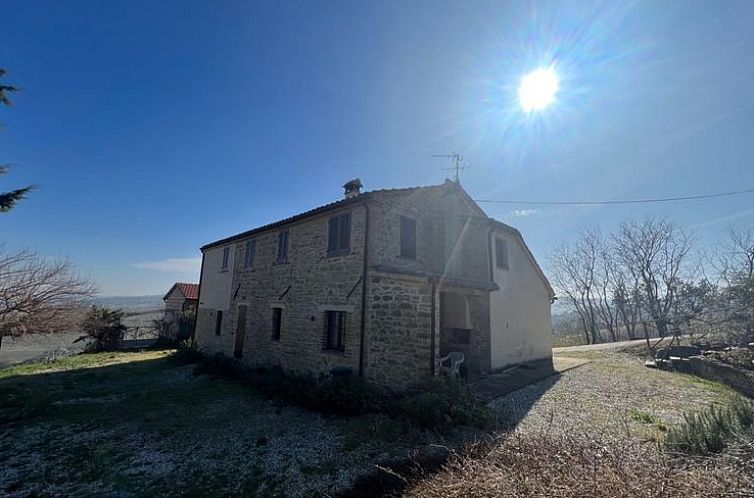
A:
[493,351,739,440]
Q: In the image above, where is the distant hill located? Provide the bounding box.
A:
[93,295,164,312]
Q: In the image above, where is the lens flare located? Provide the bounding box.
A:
[518,68,559,112]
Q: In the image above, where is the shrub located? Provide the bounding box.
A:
[307,376,386,416]
[191,354,491,431]
[665,398,754,455]
[402,377,493,430]
[170,340,202,365]
[194,352,243,378]
[81,306,127,351]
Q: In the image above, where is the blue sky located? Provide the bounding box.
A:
[2,0,754,295]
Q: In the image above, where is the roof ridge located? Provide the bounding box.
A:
[201,182,449,250]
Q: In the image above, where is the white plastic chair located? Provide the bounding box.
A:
[439,351,465,377]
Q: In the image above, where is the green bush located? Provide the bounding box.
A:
[665,399,754,455]
[402,376,493,430]
[307,376,386,416]
[191,354,491,431]
[81,306,127,352]
[170,340,202,365]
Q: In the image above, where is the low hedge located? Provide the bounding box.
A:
[187,351,492,431]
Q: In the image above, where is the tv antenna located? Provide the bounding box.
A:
[432,153,469,183]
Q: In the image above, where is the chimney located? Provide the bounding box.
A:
[343,178,363,199]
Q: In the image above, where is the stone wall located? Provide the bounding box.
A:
[369,187,446,276]
[684,356,754,398]
[365,271,439,389]
[369,183,491,284]
[222,204,368,377]
[194,182,505,390]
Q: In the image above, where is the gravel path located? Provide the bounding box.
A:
[492,352,738,441]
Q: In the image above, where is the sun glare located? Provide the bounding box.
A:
[518,68,559,112]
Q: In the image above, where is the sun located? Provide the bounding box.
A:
[518,68,559,112]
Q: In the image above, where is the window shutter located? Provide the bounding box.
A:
[496,238,509,270]
[400,216,417,259]
[328,217,338,252]
[278,231,289,261]
[340,214,351,251]
[249,240,256,268]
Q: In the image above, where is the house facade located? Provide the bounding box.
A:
[162,282,199,340]
[193,180,554,389]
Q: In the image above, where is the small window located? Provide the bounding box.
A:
[215,310,223,336]
[495,238,509,270]
[221,247,230,271]
[324,310,346,352]
[328,213,351,255]
[271,307,282,341]
[244,240,256,269]
[400,215,417,259]
[277,231,289,263]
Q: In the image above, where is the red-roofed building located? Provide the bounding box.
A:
[162,282,199,340]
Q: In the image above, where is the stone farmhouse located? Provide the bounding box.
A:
[192,179,555,389]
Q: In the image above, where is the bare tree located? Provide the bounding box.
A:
[550,228,603,344]
[0,247,95,352]
[594,238,619,341]
[711,226,754,344]
[714,225,754,285]
[612,265,643,340]
[613,218,694,337]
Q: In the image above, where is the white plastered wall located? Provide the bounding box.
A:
[198,245,234,313]
[489,230,552,371]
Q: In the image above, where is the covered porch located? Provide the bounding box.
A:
[437,285,493,378]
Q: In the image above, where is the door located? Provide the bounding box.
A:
[234,305,247,359]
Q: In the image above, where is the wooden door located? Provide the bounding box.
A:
[234,305,247,359]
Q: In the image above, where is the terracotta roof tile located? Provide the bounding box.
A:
[164,282,199,301]
[200,182,449,251]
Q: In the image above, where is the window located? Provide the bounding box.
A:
[244,240,256,269]
[277,231,289,263]
[221,247,230,271]
[324,310,346,352]
[400,215,417,259]
[215,310,223,336]
[328,212,351,255]
[271,307,282,341]
[495,238,509,270]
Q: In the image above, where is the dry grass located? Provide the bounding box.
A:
[397,352,754,498]
[403,430,754,498]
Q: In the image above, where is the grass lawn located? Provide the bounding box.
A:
[0,350,456,497]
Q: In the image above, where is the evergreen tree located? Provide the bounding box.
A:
[0,68,33,212]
